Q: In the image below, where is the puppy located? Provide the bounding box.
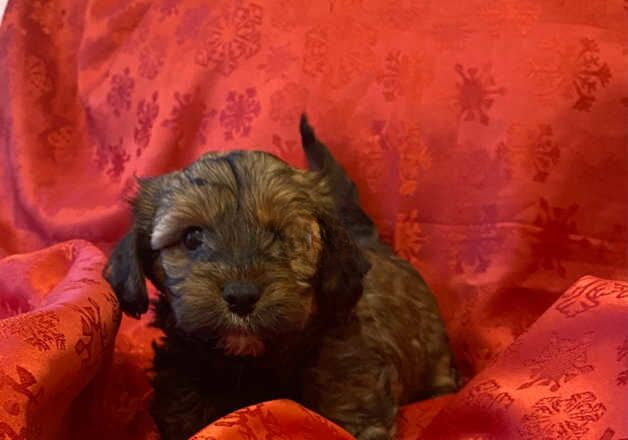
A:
[104,116,458,440]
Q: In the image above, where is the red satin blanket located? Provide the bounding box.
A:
[1,244,626,438]
[0,0,627,438]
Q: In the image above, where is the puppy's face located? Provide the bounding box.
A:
[152,152,325,355]
[105,150,369,357]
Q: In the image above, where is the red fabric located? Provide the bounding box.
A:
[0,241,122,439]
[0,0,627,438]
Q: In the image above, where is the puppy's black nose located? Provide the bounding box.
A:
[223,282,261,315]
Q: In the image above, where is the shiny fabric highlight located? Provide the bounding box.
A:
[0,0,627,438]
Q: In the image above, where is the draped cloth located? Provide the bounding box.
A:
[0,0,626,438]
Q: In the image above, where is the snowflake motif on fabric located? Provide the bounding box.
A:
[24,55,52,100]
[95,137,130,181]
[454,64,506,125]
[107,68,135,117]
[0,311,66,351]
[518,332,595,392]
[257,44,299,83]
[378,0,427,30]
[394,209,424,267]
[531,198,580,278]
[519,392,606,440]
[175,5,209,45]
[555,277,625,318]
[616,338,628,387]
[162,91,216,149]
[134,92,160,154]
[219,88,261,141]
[477,0,540,38]
[270,82,309,127]
[450,205,503,274]
[497,124,560,182]
[529,38,612,111]
[138,41,166,80]
[195,3,263,76]
[29,0,66,35]
[303,20,378,88]
[430,16,474,51]
[377,50,433,102]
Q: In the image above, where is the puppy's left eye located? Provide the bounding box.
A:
[182,227,204,250]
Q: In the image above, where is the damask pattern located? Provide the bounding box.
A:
[0,0,627,438]
[0,311,66,351]
[0,241,121,439]
[420,277,628,440]
[194,3,263,76]
[161,91,217,149]
[134,91,160,152]
[517,333,595,392]
[519,392,607,440]
[219,88,261,140]
[454,63,506,125]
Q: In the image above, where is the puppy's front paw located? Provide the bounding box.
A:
[357,425,393,440]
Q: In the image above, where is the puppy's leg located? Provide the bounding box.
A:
[151,374,214,440]
[303,363,401,440]
[151,363,231,440]
[425,349,459,396]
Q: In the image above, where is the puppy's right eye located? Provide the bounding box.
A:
[182,227,204,250]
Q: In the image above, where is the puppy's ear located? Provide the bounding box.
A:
[315,214,371,324]
[103,229,152,319]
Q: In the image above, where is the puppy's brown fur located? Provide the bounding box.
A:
[104,116,458,440]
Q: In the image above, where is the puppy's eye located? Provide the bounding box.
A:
[269,226,281,241]
[182,227,204,250]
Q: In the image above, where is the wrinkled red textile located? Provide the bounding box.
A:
[0,241,122,439]
[1,249,625,439]
[0,0,627,438]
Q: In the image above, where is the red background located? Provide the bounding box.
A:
[0,0,627,438]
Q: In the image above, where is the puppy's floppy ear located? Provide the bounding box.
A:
[315,214,371,324]
[103,228,153,319]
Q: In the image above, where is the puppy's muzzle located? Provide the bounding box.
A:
[223,282,261,316]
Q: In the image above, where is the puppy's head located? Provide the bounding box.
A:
[104,146,369,356]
